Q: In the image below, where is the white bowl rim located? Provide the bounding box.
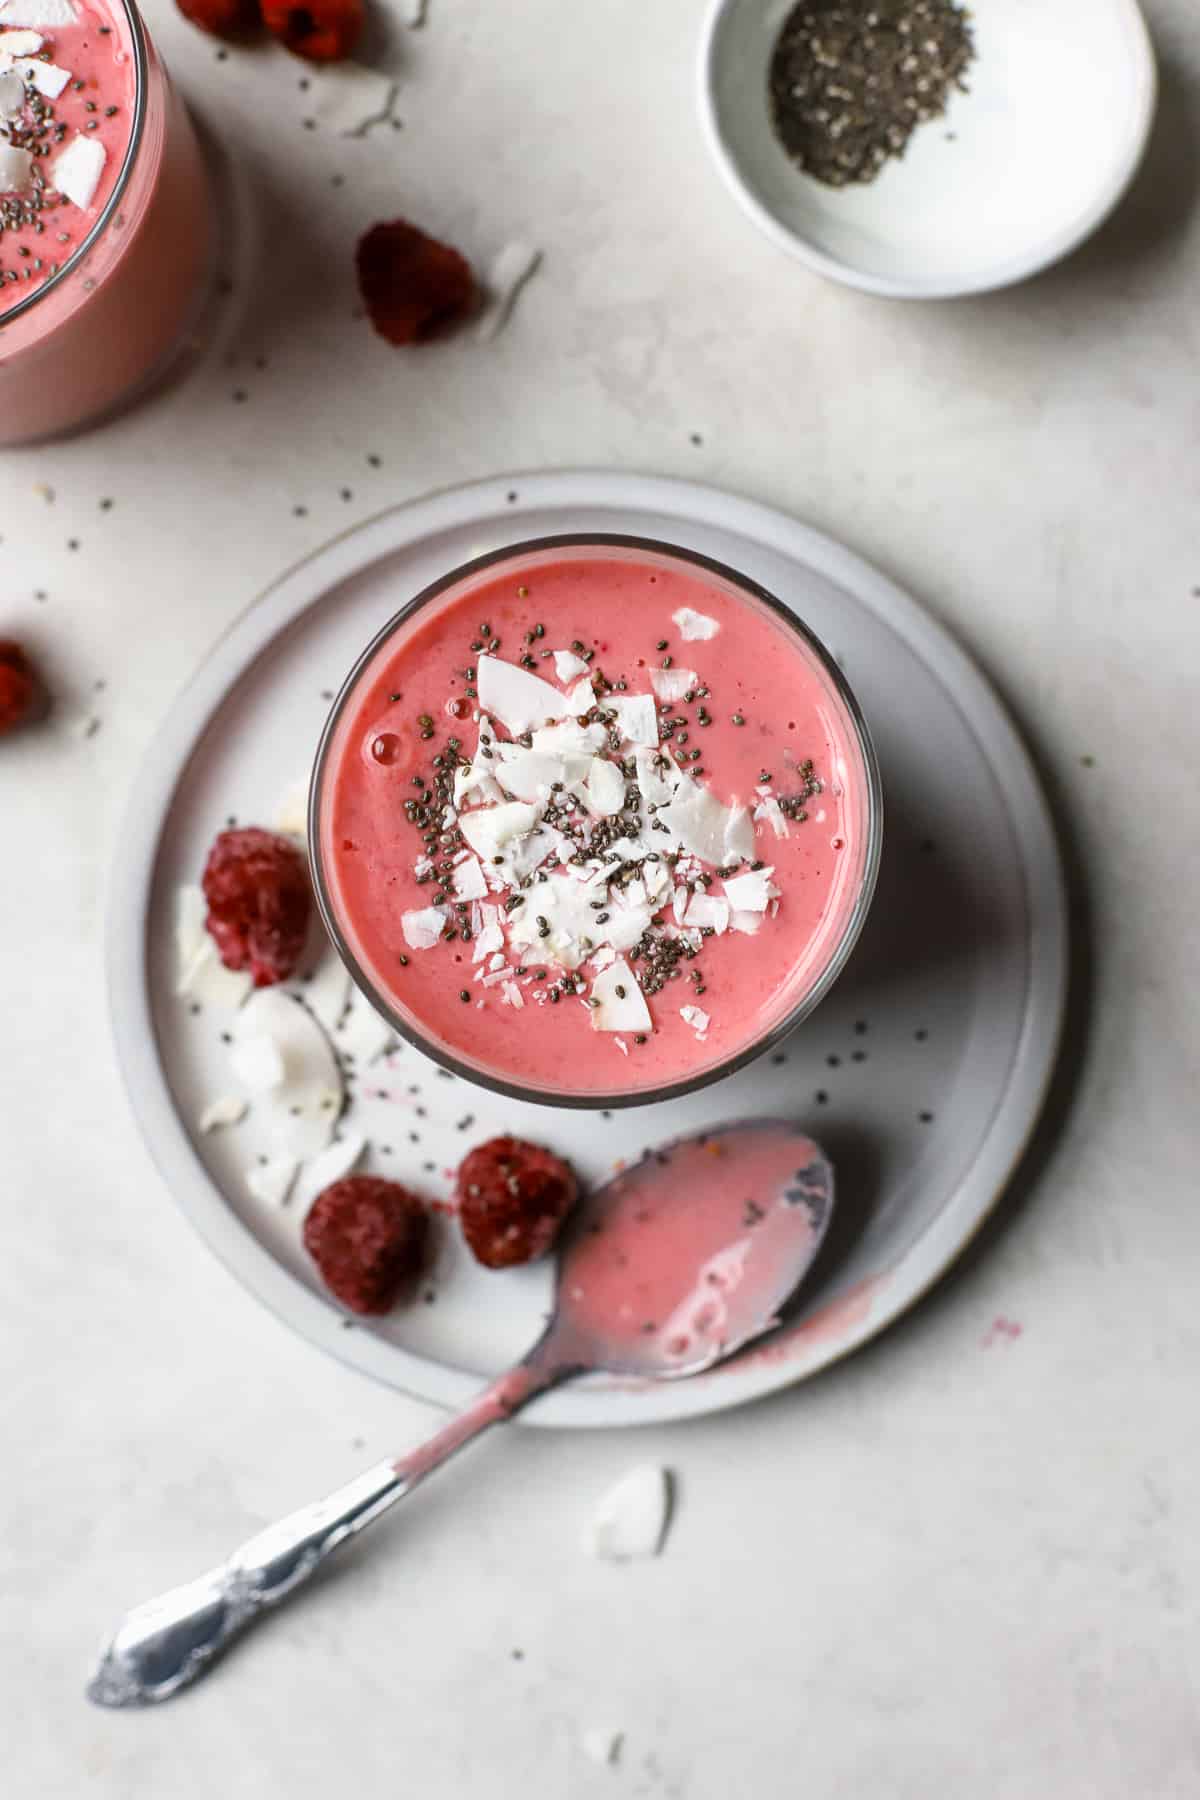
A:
[697,0,1159,300]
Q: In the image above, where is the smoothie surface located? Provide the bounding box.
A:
[319,547,874,1100]
[0,0,135,317]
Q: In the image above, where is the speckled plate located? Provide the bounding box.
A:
[107,471,1067,1428]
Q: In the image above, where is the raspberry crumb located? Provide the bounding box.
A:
[356,219,478,347]
[261,0,364,63]
[304,1175,428,1313]
[457,1137,578,1269]
[201,827,310,987]
[0,641,42,737]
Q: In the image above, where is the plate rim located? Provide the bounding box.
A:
[107,469,1069,1429]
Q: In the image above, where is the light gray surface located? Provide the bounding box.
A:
[2,0,1198,1793]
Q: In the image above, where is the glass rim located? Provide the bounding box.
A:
[309,531,885,1110]
[0,0,149,330]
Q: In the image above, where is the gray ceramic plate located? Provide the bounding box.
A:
[107,471,1067,1427]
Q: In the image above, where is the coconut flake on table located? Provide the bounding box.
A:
[230,1033,287,1093]
[336,989,393,1064]
[0,141,32,192]
[589,960,651,1034]
[723,867,779,912]
[173,885,253,1010]
[683,892,729,934]
[552,648,590,684]
[0,0,76,25]
[605,693,658,747]
[671,606,720,642]
[679,1004,710,1039]
[476,240,542,343]
[582,1464,672,1559]
[649,667,697,704]
[306,61,398,137]
[198,1095,248,1134]
[52,133,105,210]
[15,55,69,97]
[580,1728,624,1768]
[233,988,343,1159]
[246,1156,299,1209]
[401,904,447,950]
[477,653,568,736]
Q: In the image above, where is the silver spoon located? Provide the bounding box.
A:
[87,1119,833,1708]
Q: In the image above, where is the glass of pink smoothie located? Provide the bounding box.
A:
[311,537,882,1108]
[0,0,212,444]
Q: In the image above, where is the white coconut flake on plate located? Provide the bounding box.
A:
[230,1033,287,1093]
[649,667,697,704]
[723,867,779,912]
[246,1155,299,1209]
[552,648,589,684]
[680,1003,710,1039]
[173,885,253,1010]
[401,904,447,950]
[580,1728,624,1768]
[476,653,568,735]
[52,132,105,210]
[303,949,352,1034]
[582,1464,672,1559]
[671,606,720,641]
[291,1131,366,1212]
[198,1095,248,1134]
[589,960,651,1034]
[607,694,658,746]
[336,989,393,1064]
[275,777,309,837]
[233,988,343,1159]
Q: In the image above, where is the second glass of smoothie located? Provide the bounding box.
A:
[312,536,882,1108]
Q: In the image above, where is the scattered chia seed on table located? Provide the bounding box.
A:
[768,0,975,189]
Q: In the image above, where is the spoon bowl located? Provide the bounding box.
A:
[88,1120,833,1707]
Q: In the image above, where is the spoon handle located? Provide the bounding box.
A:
[86,1357,565,1708]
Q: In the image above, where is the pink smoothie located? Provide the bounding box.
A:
[0,0,212,443]
[316,541,879,1104]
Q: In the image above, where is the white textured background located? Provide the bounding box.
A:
[3,1,1199,1794]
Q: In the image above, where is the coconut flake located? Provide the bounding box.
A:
[475,240,542,343]
[683,893,729,934]
[173,885,253,1010]
[451,857,488,901]
[0,0,77,24]
[246,1156,299,1209]
[754,795,790,839]
[0,29,44,50]
[566,676,597,713]
[458,799,539,862]
[501,981,524,1009]
[589,960,651,1034]
[492,747,568,803]
[401,904,447,950]
[724,803,755,864]
[275,777,309,837]
[671,606,720,642]
[0,141,32,192]
[230,1034,287,1093]
[657,780,748,866]
[234,989,343,1159]
[530,717,607,756]
[583,1465,672,1559]
[633,746,679,809]
[552,648,589,684]
[304,950,353,1034]
[680,1003,710,1038]
[15,55,69,97]
[649,667,697,704]
[723,867,779,912]
[0,67,24,115]
[52,132,105,210]
[336,990,393,1064]
[606,694,658,746]
[582,757,625,818]
[476,653,568,735]
[198,1095,248,1133]
[581,1728,624,1767]
[291,1132,366,1212]
[728,909,763,935]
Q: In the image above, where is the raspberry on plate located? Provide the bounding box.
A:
[457,1137,578,1270]
[261,0,364,62]
[175,0,260,40]
[303,1175,428,1314]
[0,641,42,737]
[355,219,478,347]
[201,827,310,987]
